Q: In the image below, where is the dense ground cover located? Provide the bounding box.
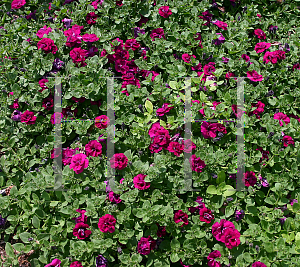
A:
[0,0,300,266]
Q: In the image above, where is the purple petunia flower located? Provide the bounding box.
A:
[52,58,65,72]
[290,199,298,206]
[62,18,73,29]
[133,27,146,38]
[222,57,230,63]
[212,33,225,45]
[11,110,22,121]
[25,10,37,20]
[0,215,6,228]
[235,209,245,221]
[96,255,108,267]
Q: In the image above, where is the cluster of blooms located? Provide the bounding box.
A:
[212,219,240,249]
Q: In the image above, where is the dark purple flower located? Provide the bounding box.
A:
[25,10,37,20]
[235,209,245,221]
[279,217,286,225]
[11,110,22,121]
[133,27,146,38]
[269,25,278,34]
[0,215,6,227]
[222,57,229,63]
[212,33,225,45]
[96,255,108,267]
[52,58,65,72]
[62,18,73,29]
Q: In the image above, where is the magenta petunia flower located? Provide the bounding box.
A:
[9,99,19,109]
[81,33,99,42]
[189,154,206,173]
[86,12,98,24]
[182,139,196,153]
[124,39,140,51]
[45,259,61,267]
[150,28,165,41]
[254,29,266,40]
[199,207,214,224]
[252,262,267,267]
[223,228,241,249]
[212,33,225,45]
[167,141,184,157]
[212,20,228,30]
[207,250,221,267]
[50,112,63,124]
[69,153,89,174]
[255,42,271,53]
[73,222,92,240]
[182,53,196,63]
[42,96,54,111]
[241,54,250,62]
[110,153,128,170]
[212,219,236,243]
[85,140,102,157]
[158,6,172,18]
[37,38,58,54]
[156,223,167,237]
[243,171,257,187]
[156,103,174,117]
[98,214,116,233]
[248,101,265,119]
[72,209,88,224]
[70,47,88,67]
[21,110,37,125]
[133,174,150,190]
[247,70,263,82]
[174,210,189,227]
[36,25,53,38]
[108,191,122,203]
[282,135,295,147]
[137,236,156,255]
[274,112,290,126]
[70,261,83,267]
[95,115,110,129]
[11,0,26,9]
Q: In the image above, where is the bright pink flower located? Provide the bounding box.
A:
[86,12,98,24]
[63,148,79,166]
[45,259,61,267]
[124,39,140,51]
[274,112,290,126]
[225,72,237,80]
[69,153,89,174]
[254,29,266,40]
[150,28,165,41]
[152,129,170,147]
[244,171,257,187]
[167,141,184,157]
[199,207,214,223]
[70,261,83,267]
[223,228,241,249]
[156,103,174,116]
[241,54,250,62]
[133,174,150,190]
[252,262,267,267]
[292,63,300,71]
[70,47,88,66]
[85,140,102,157]
[282,135,295,147]
[201,121,218,139]
[90,0,103,9]
[203,62,216,75]
[81,33,99,42]
[11,0,26,9]
[148,121,166,138]
[257,13,261,18]
[212,219,236,243]
[247,70,263,82]
[21,110,37,125]
[9,99,19,109]
[73,222,92,240]
[174,210,189,227]
[158,6,172,18]
[110,153,128,170]
[95,115,110,129]
[182,53,196,63]
[116,0,123,6]
[98,214,116,233]
[179,259,191,267]
[36,25,52,38]
[37,38,58,54]
[108,191,122,203]
[191,62,202,71]
[137,236,156,255]
[189,154,206,173]
[207,250,221,267]
[213,20,228,30]
[255,42,271,53]
[182,139,196,153]
[50,112,63,124]
[248,101,265,119]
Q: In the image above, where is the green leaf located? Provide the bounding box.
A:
[169,81,177,89]
[32,216,40,228]
[222,185,236,197]
[265,196,276,205]
[5,243,15,258]
[170,253,180,263]
[207,185,217,194]
[293,202,300,212]
[216,171,225,184]
[264,242,274,253]
[13,243,25,253]
[170,239,180,250]
[145,100,153,113]
[19,232,32,243]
